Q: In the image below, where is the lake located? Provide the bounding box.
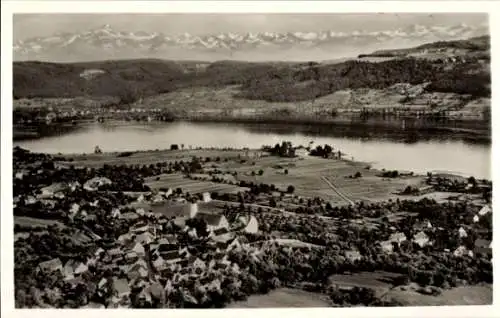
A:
[14,121,491,179]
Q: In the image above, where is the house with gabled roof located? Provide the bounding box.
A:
[137,287,153,305]
[164,279,174,295]
[454,245,473,258]
[112,277,131,299]
[152,256,167,271]
[226,237,243,252]
[37,258,63,273]
[162,250,182,265]
[94,247,105,258]
[63,259,89,280]
[118,233,134,244]
[127,263,149,281]
[119,212,139,221]
[345,250,362,262]
[97,277,110,298]
[474,239,492,256]
[211,230,235,247]
[111,208,121,218]
[189,256,206,270]
[388,232,407,244]
[126,242,146,257]
[38,182,69,199]
[202,192,212,203]
[458,227,468,238]
[106,247,122,260]
[135,232,155,245]
[125,251,139,263]
[380,240,395,253]
[178,246,192,258]
[478,205,491,216]
[412,231,431,248]
[131,222,151,234]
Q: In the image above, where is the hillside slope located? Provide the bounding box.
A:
[13,36,490,105]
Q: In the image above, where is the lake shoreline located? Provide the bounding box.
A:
[13,117,491,144]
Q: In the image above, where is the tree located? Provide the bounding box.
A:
[258,169,264,176]
[284,169,288,175]
[467,176,477,188]
[354,171,362,178]
[287,185,295,194]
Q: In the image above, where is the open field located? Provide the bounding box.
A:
[227,288,332,308]
[14,216,65,228]
[382,284,492,306]
[144,173,248,195]
[213,154,425,203]
[59,149,243,168]
[61,148,428,205]
[328,271,404,296]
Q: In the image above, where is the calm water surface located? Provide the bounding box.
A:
[15,122,491,179]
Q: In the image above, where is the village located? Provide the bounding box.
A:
[12,143,493,308]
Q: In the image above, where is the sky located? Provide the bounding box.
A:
[13,13,488,41]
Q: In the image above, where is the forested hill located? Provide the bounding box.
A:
[13,36,490,103]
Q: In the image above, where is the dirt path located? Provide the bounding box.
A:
[321,176,354,205]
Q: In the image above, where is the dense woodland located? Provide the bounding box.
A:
[13,37,491,104]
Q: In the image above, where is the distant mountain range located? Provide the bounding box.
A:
[13,23,489,62]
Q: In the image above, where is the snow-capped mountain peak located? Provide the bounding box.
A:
[13,23,488,62]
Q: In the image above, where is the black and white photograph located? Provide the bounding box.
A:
[1,1,496,314]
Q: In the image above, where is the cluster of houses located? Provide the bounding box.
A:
[34,190,265,308]
[376,206,492,259]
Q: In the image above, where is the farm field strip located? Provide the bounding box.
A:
[147,180,244,194]
[14,216,66,228]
